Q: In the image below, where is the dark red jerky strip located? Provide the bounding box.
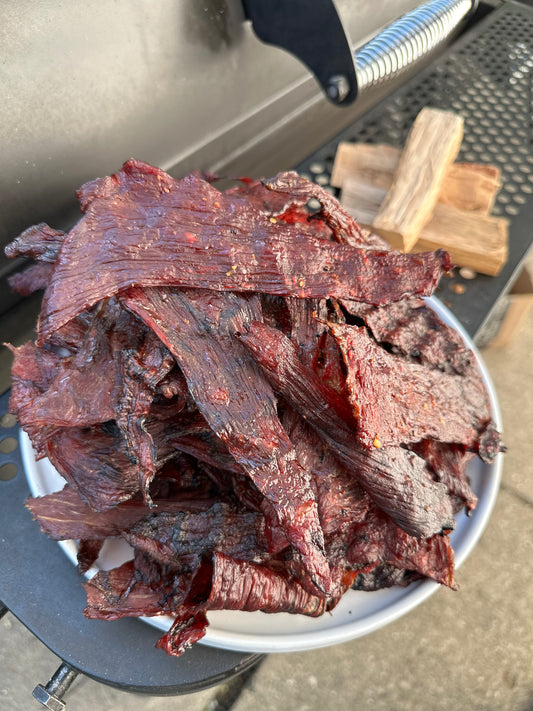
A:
[8,342,62,426]
[25,485,215,541]
[352,564,422,591]
[46,427,142,511]
[84,553,203,623]
[146,406,242,474]
[9,301,135,431]
[330,322,492,451]
[238,321,454,539]
[411,440,478,512]
[133,548,184,589]
[168,431,241,474]
[116,330,176,504]
[346,505,456,589]
[281,409,370,538]
[189,552,327,617]
[224,178,296,215]
[225,177,333,243]
[238,321,355,426]
[280,416,368,605]
[155,612,209,657]
[84,561,177,621]
[35,160,451,344]
[263,171,366,245]
[77,538,104,574]
[5,222,66,262]
[123,503,274,566]
[45,415,223,512]
[84,552,327,626]
[47,313,92,353]
[122,286,332,595]
[313,329,349,397]
[286,297,329,367]
[45,418,211,514]
[8,261,54,296]
[340,297,475,376]
[287,292,349,398]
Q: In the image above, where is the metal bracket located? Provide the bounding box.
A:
[33,662,79,711]
[242,0,358,105]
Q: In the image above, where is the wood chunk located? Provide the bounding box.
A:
[332,142,501,215]
[440,163,501,213]
[341,178,508,276]
[340,177,386,227]
[411,204,508,276]
[330,143,399,190]
[363,109,464,250]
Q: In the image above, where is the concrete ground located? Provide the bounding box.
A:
[1,295,532,711]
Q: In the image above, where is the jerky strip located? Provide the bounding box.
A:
[189,552,327,617]
[330,322,493,451]
[5,222,66,262]
[238,320,454,539]
[412,440,477,512]
[347,504,456,589]
[25,485,215,541]
[156,612,209,657]
[9,301,135,431]
[8,262,54,296]
[84,561,177,621]
[116,329,175,504]
[340,296,474,376]
[33,160,452,343]
[282,408,370,538]
[263,171,365,245]
[123,502,277,566]
[123,286,332,595]
[45,427,143,511]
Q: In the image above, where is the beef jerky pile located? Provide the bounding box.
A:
[6,159,502,657]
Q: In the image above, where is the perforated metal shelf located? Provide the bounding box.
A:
[297,0,533,346]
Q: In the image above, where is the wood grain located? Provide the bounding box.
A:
[341,178,508,276]
[362,109,464,250]
[411,204,508,276]
[331,142,501,214]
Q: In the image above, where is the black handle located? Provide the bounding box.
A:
[242,0,358,105]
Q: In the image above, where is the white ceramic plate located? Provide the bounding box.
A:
[21,297,503,654]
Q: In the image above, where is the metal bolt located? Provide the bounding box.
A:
[326,74,350,103]
[33,662,79,710]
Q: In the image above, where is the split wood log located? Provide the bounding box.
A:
[362,108,464,250]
